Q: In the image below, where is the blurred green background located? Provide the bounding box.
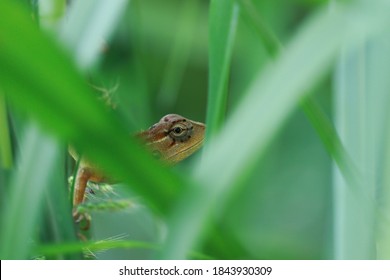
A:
[1,0,390,260]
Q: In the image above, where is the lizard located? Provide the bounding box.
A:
[69,113,205,224]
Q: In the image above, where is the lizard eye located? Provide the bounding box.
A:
[174,127,183,134]
[169,123,191,141]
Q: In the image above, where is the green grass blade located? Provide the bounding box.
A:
[59,0,129,69]
[0,93,13,168]
[206,0,239,137]
[40,150,80,259]
[333,43,375,259]
[0,124,62,259]
[238,0,282,57]
[300,96,359,185]
[334,30,390,259]
[379,118,390,258]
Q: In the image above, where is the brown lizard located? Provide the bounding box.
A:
[70,114,205,222]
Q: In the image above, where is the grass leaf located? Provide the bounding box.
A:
[206,0,239,137]
[0,125,62,259]
[0,93,13,168]
[333,29,390,259]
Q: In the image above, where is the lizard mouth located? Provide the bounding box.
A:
[165,138,204,164]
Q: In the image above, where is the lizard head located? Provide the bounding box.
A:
[138,114,206,165]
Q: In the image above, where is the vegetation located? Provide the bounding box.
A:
[1,0,390,259]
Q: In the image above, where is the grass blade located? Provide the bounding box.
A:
[0,93,13,168]
[379,118,390,258]
[206,0,239,137]
[238,0,282,57]
[334,30,390,259]
[0,125,62,259]
[59,0,129,69]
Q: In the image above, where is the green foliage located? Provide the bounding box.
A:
[1,0,390,260]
